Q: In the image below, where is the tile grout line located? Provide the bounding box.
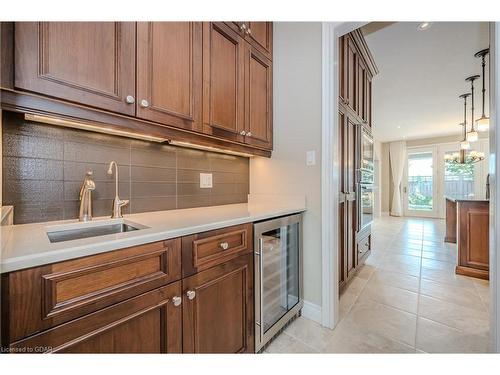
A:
[414,223,425,351]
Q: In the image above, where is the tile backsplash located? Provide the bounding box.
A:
[2,112,249,224]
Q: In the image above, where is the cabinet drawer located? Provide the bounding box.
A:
[182,223,253,277]
[9,282,182,353]
[2,238,181,343]
[357,234,371,261]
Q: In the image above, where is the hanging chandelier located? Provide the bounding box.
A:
[444,150,485,164]
[474,48,490,132]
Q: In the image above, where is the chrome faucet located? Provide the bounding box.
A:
[107,161,129,218]
[79,171,95,222]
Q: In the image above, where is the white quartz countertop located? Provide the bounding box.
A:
[0,197,305,273]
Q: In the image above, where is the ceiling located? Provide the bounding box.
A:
[362,22,490,142]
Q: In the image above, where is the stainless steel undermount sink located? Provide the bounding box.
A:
[46,220,149,243]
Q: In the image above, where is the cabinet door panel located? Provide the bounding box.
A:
[339,36,347,103]
[245,48,272,150]
[9,282,182,353]
[203,22,245,142]
[357,58,367,122]
[366,72,373,127]
[346,36,358,113]
[182,254,254,353]
[15,22,136,115]
[338,108,347,287]
[137,22,202,132]
[246,22,272,59]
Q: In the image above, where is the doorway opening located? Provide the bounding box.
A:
[349,21,491,353]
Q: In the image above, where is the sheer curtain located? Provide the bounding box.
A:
[390,141,407,216]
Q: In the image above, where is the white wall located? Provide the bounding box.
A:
[250,22,323,307]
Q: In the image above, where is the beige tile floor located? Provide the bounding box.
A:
[265,215,491,353]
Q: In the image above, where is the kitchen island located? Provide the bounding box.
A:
[444,196,489,280]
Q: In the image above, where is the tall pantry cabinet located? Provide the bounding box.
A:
[338,29,378,290]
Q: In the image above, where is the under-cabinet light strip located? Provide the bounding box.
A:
[169,140,254,158]
[24,114,169,143]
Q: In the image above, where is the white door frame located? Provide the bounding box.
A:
[321,22,366,329]
[490,22,499,353]
[322,21,500,353]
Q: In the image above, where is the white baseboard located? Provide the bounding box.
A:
[301,300,322,324]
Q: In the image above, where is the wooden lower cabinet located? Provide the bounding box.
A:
[9,282,182,353]
[456,200,489,280]
[1,235,254,354]
[182,253,254,353]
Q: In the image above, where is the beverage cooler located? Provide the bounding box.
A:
[253,214,303,352]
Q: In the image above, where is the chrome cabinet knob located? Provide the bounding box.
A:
[240,23,247,33]
[125,95,135,104]
[219,242,229,250]
[247,28,252,35]
[140,99,150,108]
[240,130,247,136]
[186,290,196,300]
[246,132,252,137]
[172,296,182,307]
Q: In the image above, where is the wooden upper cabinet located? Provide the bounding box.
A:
[244,46,273,149]
[182,254,254,353]
[225,22,272,60]
[202,22,245,142]
[245,22,272,59]
[14,22,136,115]
[136,22,203,132]
[10,282,183,353]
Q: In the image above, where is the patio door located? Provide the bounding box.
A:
[403,146,439,218]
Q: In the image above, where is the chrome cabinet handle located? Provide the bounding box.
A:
[172,296,182,307]
[240,130,247,136]
[246,28,252,35]
[247,132,252,137]
[219,242,229,250]
[240,23,247,33]
[125,95,135,104]
[140,99,150,108]
[186,290,196,300]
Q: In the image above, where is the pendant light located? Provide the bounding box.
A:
[475,48,490,132]
[459,93,471,150]
[445,93,485,165]
[465,75,480,142]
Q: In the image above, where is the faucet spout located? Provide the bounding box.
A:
[79,171,95,222]
[107,161,129,218]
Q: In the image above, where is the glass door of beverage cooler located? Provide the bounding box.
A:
[254,214,303,352]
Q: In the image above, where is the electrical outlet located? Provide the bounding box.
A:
[199,173,213,188]
[306,150,316,166]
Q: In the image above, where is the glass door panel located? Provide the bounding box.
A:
[404,147,438,217]
[261,222,300,333]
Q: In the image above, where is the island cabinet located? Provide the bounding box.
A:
[1,223,254,353]
[5,21,273,155]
